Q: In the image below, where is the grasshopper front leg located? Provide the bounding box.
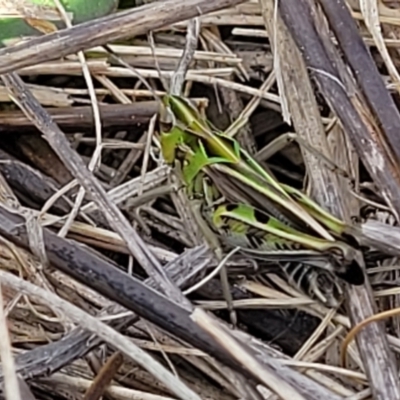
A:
[160,124,238,325]
[190,199,238,327]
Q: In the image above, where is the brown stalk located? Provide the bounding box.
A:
[279,0,400,218]
[83,352,123,400]
[2,71,186,305]
[0,0,249,74]
[318,0,400,175]
[0,203,345,400]
[277,1,400,399]
[0,102,158,132]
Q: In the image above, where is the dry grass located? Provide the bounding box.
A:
[0,0,400,399]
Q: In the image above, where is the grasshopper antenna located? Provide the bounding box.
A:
[148,19,200,97]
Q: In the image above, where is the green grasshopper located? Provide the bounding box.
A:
[157,95,367,306]
[159,94,366,297]
[104,42,365,306]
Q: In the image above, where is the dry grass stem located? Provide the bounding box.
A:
[0,1,400,399]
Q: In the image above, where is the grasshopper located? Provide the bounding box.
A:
[105,41,367,306]
[156,94,371,306]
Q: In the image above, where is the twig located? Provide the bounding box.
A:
[170,18,200,95]
[52,0,104,239]
[16,377,36,400]
[0,102,160,131]
[259,0,347,217]
[1,71,186,305]
[0,246,210,383]
[192,308,307,400]
[0,0,249,74]
[0,282,21,400]
[0,270,202,400]
[83,352,124,400]
[278,0,400,217]
[278,1,400,398]
[318,0,400,175]
[0,204,344,399]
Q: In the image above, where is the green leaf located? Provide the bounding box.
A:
[0,0,118,45]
